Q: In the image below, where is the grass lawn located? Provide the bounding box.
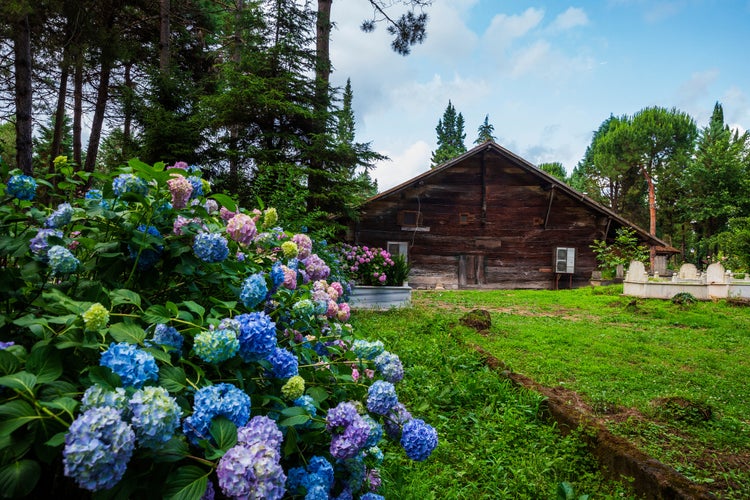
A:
[350,286,750,499]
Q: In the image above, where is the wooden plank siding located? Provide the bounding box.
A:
[352,142,677,290]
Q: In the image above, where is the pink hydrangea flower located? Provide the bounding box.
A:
[226,213,257,246]
[167,175,193,209]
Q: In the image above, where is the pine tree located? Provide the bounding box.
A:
[431,100,466,167]
[475,114,496,144]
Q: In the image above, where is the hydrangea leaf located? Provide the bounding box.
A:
[163,465,209,500]
[0,400,37,437]
[110,289,142,309]
[26,345,62,384]
[108,322,146,344]
[152,437,190,463]
[0,459,40,498]
[279,414,310,427]
[0,351,20,376]
[0,372,37,397]
[159,366,187,392]
[39,397,78,419]
[180,301,205,321]
[209,416,238,451]
[209,193,237,212]
[144,304,174,324]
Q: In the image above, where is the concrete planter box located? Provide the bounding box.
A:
[349,285,412,309]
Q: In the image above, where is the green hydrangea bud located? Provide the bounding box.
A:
[281,375,305,400]
[82,303,109,331]
[281,241,298,258]
[262,207,278,228]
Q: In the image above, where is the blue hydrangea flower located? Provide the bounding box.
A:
[400,418,438,461]
[6,174,37,200]
[266,347,298,379]
[85,189,111,209]
[80,384,129,415]
[193,232,229,263]
[100,342,158,388]
[363,414,383,448]
[270,261,284,288]
[47,245,79,274]
[112,173,148,197]
[0,341,15,350]
[193,328,239,364]
[183,383,252,444]
[286,455,334,499]
[149,323,183,351]
[361,494,385,500]
[45,202,74,228]
[216,442,286,500]
[29,228,63,259]
[373,351,404,383]
[128,225,163,270]
[351,340,385,360]
[187,176,203,198]
[237,415,283,452]
[367,380,398,416]
[240,273,268,309]
[63,406,135,491]
[235,312,277,361]
[129,386,182,449]
[339,454,366,492]
[294,395,317,418]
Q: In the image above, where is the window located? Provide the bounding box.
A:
[387,241,408,262]
[459,213,470,225]
[399,210,421,227]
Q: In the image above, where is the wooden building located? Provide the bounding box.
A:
[351,141,677,289]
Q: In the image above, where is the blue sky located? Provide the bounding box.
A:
[330,1,750,191]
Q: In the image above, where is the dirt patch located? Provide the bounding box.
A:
[470,343,719,499]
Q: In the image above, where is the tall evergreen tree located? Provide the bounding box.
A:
[475,114,496,144]
[431,100,466,167]
[538,162,567,182]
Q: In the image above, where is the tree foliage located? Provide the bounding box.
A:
[538,162,567,182]
[475,114,497,144]
[431,100,466,167]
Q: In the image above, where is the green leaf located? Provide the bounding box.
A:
[26,345,62,383]
[181,301,205,320]
[209,193,237,212]
[557,481,575,500]
[0,372,37,396]
[163,466,209,500]
[39,397,78,418]
[280,406,309,417]
[143,304,174,324]
[110,288,142,309]
[159,366,187,393]
[45,432,66,447]
[152,437,189,463]
[108,322,146,344]
[209,416,237,451]
[0,400,37,436]
[0,351,20,376]
[0,460,40,498]
[307,386,328,403]
[279,414,310,427]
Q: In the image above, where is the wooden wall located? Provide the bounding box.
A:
[354,148,616,290]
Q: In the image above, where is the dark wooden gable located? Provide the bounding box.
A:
[354,142,675,289]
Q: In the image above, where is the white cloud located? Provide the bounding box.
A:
[483,8,545,50]
[550,7,589,31]
[373,141,432,191]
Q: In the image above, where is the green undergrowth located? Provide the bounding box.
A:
[351,287,750,498]
[350,307,637,499]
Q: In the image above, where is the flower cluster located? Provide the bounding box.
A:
[112,173,148,197]
[45,202,74,228]
[193,327,239,363]
[326,402,371,460]
[128,386,182,449]
[401,419,439,461]
[5,174,37,200]
[335,244,396,286]
[29,229,63,259]
[100,342,159,388]
[183,383,251,445]
[167,174,193,209]
[82,303,109,331]
[193,232,229,263]
[367,380,399,415]
[47,245,79,274]
[226,213,257,245]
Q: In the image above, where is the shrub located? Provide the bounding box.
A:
[334,244,405,286]
[0,160,436,498]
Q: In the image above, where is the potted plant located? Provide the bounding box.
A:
[335,244,412,308]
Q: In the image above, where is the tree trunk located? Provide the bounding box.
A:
[13,15,33,175]
[159,0,170,74]
[123,63,133,146]
[642,166,657,270]
[73,53,83,167]
[308,0,333,211]
[49,65,69,172]
[227,0,245,189]
[84,59,112,172]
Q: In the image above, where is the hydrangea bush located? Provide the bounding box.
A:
[0,160,437,499]
[334,244,405,287]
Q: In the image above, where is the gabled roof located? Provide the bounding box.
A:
[366,140,678,253]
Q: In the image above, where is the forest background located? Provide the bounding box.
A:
[2,0,750,269]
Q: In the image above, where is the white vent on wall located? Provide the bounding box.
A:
[555,247,575,273]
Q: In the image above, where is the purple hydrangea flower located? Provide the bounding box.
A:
[367,380,398,416]
[150,323,183,351]
[240,273,268,309]
[266,347,298,379]
[100,342,158,388]
[217,442,286,499]
[63,406,135,491]
[326,402,370,460]
[384,403,412,441]
[193,232,229,263]
[373,351,404,383]
[237,415,283,452]
[400,418,438,461]
[193,328,239,363]
[202,480,215,500]
[300,254,330,283]
[129,386,182,449]
[29,228,63,259]
[47,245,79,274]
[112,173,148,197]
[6,174,37,200]
[0,341,15,350]
[292,234,312,259]
[44,202,74,228]
[235,312,277,361]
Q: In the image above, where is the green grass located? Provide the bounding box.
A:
[350,287,750,499]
